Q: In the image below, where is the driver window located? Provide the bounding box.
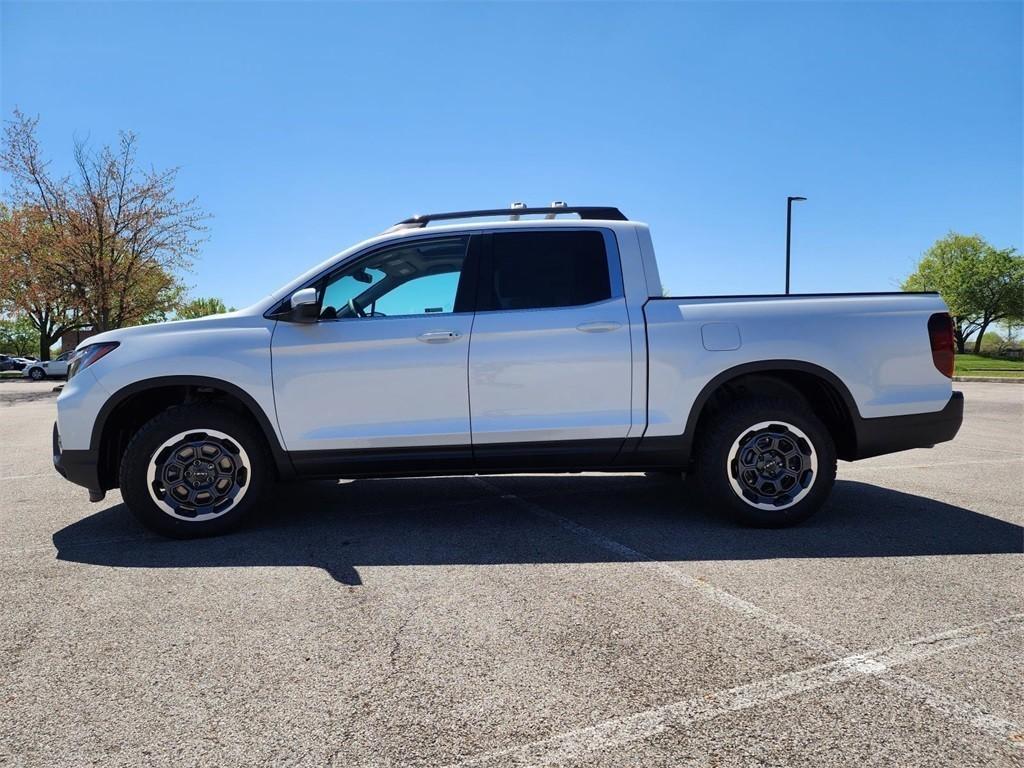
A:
[319,236,470,320]
[321,267,386,318]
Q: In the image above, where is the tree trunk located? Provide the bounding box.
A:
[953,326,968,354]
[38,332,54,361]
[972,321,992,355]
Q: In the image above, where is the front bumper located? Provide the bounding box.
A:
[853,391,964,460]
[53,422,105,502]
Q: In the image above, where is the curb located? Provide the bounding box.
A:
[953,376,1024,384]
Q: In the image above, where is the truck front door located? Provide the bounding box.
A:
[272,235,478,471]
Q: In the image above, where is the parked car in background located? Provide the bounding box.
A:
[51,204,962,537]
[0,354,22,371]
[23,352,73,380]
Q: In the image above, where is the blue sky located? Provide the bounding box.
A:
[2,1,1021,308]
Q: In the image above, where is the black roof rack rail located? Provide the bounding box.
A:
[390,205,628,230]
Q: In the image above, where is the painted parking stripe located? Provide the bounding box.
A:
[470,479,1024,756]
[445,614,1023,767]
[841,457,1023,471]
[475,478,846,657]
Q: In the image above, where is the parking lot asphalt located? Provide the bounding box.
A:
[2,382,1022,767]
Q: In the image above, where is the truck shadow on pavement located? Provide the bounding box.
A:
[53,476,1023,586]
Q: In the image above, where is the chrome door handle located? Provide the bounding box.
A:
[576,321,622,333]
[416,330,462,343]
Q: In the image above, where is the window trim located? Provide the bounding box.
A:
[264,226,624,320]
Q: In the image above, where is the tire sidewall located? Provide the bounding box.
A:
[119,405,269,538]
[698,397,837,527]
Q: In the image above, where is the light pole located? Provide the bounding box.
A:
[785,196,806,294]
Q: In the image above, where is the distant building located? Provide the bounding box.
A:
[61,327,96,354]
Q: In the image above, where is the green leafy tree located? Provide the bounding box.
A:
[0,203,83,359]
[140,283,188,324]
[980,331,1005,354]
[0,314,41,357]
[903,233,1024,354]
[176,296,235,320]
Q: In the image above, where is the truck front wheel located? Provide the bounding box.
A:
[119,404,271,538]
[695,396,836,527]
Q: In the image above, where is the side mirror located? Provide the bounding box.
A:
[283,287,319,323]
[290,287,318,309]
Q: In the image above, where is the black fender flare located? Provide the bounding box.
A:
[680,359,862,452]
[624,359,862,466]
[90,375,294,479]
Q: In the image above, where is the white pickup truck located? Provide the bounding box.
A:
[53,205,963,537]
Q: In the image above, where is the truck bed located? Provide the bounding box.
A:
[641,291,953,444]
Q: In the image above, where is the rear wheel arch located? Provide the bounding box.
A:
[93,376,292,490]
[685,361,861,462]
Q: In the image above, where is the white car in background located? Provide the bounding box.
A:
[23,352,72,380]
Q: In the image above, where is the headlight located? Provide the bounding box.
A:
[67,342,120,380]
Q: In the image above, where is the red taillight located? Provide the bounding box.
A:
[928,313,955,378]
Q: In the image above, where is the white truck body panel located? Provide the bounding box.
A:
[468,295,633,445]
[272,312,475,451]
[643,292,953,438]
[58,312,278,451]
[54,212,961,509]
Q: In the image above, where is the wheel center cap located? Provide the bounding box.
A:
[757,452,783,478]
[184,460,216,488]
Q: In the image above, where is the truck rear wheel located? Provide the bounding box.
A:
[119,404,271,538]
[695,396,836,527]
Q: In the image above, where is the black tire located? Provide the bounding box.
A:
[119,404,271,538]
[28,367,45,381]
[695,395,836,528]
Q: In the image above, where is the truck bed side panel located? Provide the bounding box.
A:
[643,293,953,439]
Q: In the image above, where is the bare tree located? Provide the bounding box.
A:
[1,109,208,332]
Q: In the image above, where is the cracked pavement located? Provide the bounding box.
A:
[2,382,1022,766]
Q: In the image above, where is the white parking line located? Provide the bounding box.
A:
[445,614,1024,768]
[956,444,1024,457]
[470,478,1024,758]
[882,673,1024,744]
[472,478,846,657]
[840,457,1023,472]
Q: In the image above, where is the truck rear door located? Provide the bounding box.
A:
[468,229,633,468]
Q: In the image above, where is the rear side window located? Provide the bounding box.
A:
[481,230,612,311]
